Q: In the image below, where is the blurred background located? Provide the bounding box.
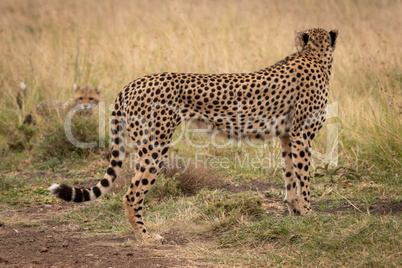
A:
[0,0,400,173]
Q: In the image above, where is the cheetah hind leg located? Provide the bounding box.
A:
[122,171,164,244]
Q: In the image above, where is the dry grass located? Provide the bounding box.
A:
[160,156,222,195]
[0,0,400,170]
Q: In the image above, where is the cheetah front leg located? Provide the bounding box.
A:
[280,136,302,215]
[288,135,313,215]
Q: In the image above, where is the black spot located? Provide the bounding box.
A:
[107,168,116,176]
[112,150,119,157]
[161,147,169,155]
[297,163,303,169]
[73,188,83,202]
[83,189,90,201]
[149,167,157,174]
[142,179,149,185]
[285,172,292,177]
[101,179,110,187]
[93,187,101,197]
[152,152,158,159]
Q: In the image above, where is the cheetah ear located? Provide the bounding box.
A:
[295,31,309,52]
[96,86,102,95]
[73,83,79,93]
[295,31,307,52]
[329,29,338,48]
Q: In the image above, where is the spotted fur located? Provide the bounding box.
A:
[49,28,338,242]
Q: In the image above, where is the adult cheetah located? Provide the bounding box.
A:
[49,28,338,242]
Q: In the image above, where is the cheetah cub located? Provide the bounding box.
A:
[49,28,338,243]
[23,84,101,124]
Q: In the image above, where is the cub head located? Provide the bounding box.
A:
[73,84,101,111]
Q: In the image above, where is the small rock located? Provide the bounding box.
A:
[85,254,93,257]
[126,252,133,256]
[62,241,69,247]
[40,247,48,253]
[45,204,53,208]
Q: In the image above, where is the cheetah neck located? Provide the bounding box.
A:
[302,49,334,81]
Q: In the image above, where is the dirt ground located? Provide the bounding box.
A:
[1,180,401,268]
[0,203,202,268]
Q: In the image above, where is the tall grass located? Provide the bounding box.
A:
[0,0,400,175]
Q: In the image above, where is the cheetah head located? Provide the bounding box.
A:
[295,28,338,52]
[73,84,101,112]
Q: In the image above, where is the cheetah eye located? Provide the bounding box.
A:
[78,97,83,101]
[89,97,94,101]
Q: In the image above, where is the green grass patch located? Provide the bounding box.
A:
[195,189,265,231]
[54,193,131,233]
[219,214,401,267]
[31,114,105,161]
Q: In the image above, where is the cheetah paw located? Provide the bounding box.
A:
[284,198,301,216]
[285,198,312,216]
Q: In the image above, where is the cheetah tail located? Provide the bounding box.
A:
[48,108,126,203]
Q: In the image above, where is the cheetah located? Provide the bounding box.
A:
[23,84,101,124]
[49,28,338,242]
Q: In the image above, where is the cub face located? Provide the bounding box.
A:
[73,84,101,110]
